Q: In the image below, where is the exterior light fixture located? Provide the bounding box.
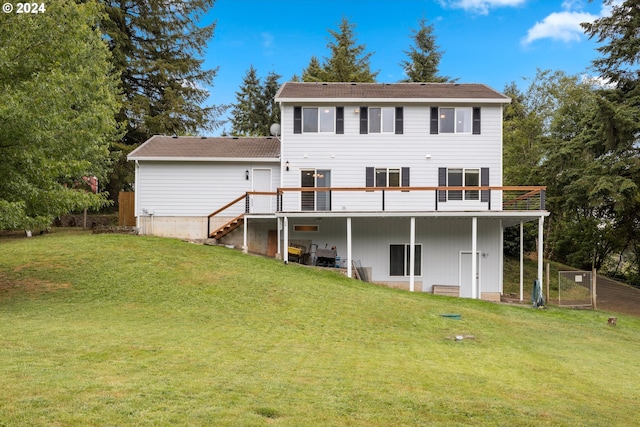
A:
[286,161,290,171]
[245,170,249,180]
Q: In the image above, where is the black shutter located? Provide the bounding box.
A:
[430,107,439,134]
[360,107,368,134]
[294,106,302,134]
[395,107,403,134]
[365,167,374,187]
[401,167,410,187]
[473,107,481,135]
[438,167,447,202]
[336,107,344,134]
[401,167,410,192]
[481,167,490,203]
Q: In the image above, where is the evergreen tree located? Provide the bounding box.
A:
[301,57,325,82]
[0,0,120,229]
[260,71,282,135]
[582,0,640,284]
[229,68,281,136]
[582,0,640,88]
[230,66,263,136]
[400,18,452,83]
[301,18,377,82]
[97,0,224,203]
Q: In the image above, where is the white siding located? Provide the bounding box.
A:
[136,161,280,217]
[279,103,503,212]
[286,217,502,294]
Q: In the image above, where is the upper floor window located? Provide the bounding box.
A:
[431,107,481,135]
[294,106,344,134]
[303,107,334,133]
[360,107,403,135]
[369,107,395,133]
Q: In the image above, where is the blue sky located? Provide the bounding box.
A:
[201,0,610,134]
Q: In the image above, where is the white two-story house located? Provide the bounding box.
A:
[129,82,548,300]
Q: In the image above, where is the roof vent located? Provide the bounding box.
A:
[172,135,178,139]
[201,136,207,139]
[232,137,239,139]
[350,82,357,85]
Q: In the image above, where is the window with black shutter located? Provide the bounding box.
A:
[336,107,344,134]
[473,107,481,135]
[395,107,403,134]
[481,168,489,203]
[430,107,439,134]
[365,167,374,187]
[293,106,302,134]
[360,107,368,134]
[438,168,447,202]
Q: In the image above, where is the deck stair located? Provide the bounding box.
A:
[209,214,244,239]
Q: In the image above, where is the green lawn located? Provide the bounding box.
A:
[1,230,638,426]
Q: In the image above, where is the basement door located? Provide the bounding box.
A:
[252,168,272,213]
[459,251,481,298]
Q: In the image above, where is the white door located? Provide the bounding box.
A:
[252,168,272,213]
[460,252,480,298]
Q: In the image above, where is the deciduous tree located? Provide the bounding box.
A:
[0,0,120,230]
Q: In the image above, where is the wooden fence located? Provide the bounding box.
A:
[118,192,136,226]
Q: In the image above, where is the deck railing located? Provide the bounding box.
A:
[275,186,546,213]
[207,187,545,233]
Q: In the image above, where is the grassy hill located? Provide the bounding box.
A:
[1,230,638,426]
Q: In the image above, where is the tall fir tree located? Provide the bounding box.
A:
[97,0,223,203]
[260,71,282,135]
[300,18,377,82]
[229,68,281,136]
[582,0,640,89]
[582,0,640,284]
[400,18,452,83]
[230,66,263,136]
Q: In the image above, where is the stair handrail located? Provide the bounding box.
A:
[208,193,248,219]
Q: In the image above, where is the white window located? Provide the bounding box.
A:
[369,107,395,133]
[303,107,335,133]
[447,168,479,201]
[390,244,422,276]
[440,107,472,134]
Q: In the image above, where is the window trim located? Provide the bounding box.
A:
[366,167,410,188]
[368,106,395,133]
[432,106,479,134]
[446,168,480,201]
[390,243,422,277]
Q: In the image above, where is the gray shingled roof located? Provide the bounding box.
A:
[128,135,280,160]
[275,82,510,101]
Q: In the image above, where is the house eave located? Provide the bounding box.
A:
[128,156,280,163]
[276,97,511,104]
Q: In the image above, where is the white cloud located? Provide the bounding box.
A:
[441,0,526,15]
[522,10,598,45]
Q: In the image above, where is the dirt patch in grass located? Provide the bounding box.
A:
[0,273,71,300]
